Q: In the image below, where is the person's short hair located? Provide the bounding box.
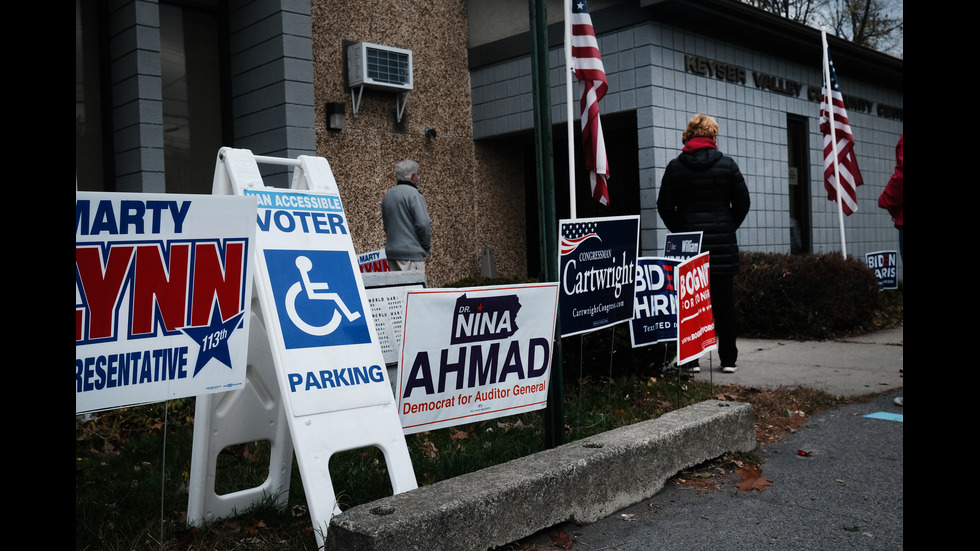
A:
[395,159,419,182]
[682,114,719,143]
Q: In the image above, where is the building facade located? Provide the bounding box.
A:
[76,0,903,287]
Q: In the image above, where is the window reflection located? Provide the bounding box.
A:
[161,3,225,194]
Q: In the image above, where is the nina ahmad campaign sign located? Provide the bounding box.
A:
[396,283,559,434]
[76,192,256,414]
[559,216,639,337]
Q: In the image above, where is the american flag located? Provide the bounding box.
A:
[819,51,863,216]
[570,0,610,206]
[560,221,601,256]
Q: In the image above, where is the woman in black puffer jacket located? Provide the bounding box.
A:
[657,114,751,373]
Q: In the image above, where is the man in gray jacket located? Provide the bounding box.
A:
[381,159,432,271]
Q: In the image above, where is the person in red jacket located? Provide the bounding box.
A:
[878,134,903,260]
[877,133,902,407]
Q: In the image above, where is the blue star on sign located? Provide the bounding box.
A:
[181,310,245,376]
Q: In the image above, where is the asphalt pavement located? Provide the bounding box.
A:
[509,325,904,551]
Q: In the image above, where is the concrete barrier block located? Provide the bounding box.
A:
[325,399,755,551]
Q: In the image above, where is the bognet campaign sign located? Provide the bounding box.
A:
[75,192,256,414]
[559,216,639,337]
[395,283,559,434]
[676,251,718,364]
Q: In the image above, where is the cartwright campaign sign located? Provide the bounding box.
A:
[76,192,256,414]
[396,283,559,434]
[559,216,639,337]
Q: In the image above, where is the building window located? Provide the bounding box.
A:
[75,0,227,194]
[161,2,227,194]
[787,115,811,254]
[75,0,109,191]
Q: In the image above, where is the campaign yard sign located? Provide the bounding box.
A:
[866,250,898,290]
[663,231,703,260]
[559,216,639,337]
[396,283,559,434]
[629,257,681,348]
[76,192,256,414]
[358,248,391,273]
[676,251,718,365]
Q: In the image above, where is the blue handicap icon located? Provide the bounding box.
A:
[265,249,370,349]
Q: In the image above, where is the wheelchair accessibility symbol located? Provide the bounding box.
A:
[286,255,361,336]
[265,249,371,349]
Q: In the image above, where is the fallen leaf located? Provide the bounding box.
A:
[735,464,773,492]
[497,419,526,433]
[421,438,439,460]
[550,528,574,549]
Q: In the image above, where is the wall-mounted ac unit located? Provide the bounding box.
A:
[348,42,413,92]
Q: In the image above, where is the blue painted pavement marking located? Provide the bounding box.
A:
[864,412,903,422]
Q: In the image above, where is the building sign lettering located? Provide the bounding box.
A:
[752,72,803,97]
[684,54,903,122]
[684,55,746,84]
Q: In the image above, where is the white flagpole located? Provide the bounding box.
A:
[565,0,577,219]
[822,30,847,258]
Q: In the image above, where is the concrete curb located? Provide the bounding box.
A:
[325,400,756,550]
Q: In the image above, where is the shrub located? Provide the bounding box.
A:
[734,251,896,340]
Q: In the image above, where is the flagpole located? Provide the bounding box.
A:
[565,0,577,219]
[822,30,847,258]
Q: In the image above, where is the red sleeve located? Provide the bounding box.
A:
[877,135,903,217]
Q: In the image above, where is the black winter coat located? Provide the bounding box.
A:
[657,146,751,274]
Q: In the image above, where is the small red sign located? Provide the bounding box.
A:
[676,252,717,364]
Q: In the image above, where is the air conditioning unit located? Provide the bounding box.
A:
[348,42,413,92]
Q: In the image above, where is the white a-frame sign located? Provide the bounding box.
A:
[188,148,417,546]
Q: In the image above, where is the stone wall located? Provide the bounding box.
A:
[310,0,528,287]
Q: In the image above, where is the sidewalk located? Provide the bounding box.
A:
[509,325,904,550]
[689,325,904,398]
